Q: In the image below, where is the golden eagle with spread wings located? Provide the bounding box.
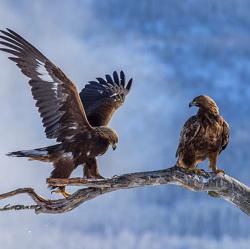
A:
[176,95,229,174]
[0,29,132,197]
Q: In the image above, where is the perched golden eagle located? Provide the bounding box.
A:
[0,29,132,197]
[176,95,229,174]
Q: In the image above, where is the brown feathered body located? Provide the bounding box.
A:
[176,95,229,173]
[0,29,132,193]
[40,127,118,180]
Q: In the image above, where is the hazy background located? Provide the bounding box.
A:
[0,0,249,248]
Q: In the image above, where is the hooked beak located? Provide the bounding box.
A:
[112,144,117,150]
[189,100,196,108]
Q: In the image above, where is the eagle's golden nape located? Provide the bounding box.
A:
[176,95,229,175]
[0,28,132,198]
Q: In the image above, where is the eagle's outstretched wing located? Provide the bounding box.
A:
[175,116,201,158]
[80,71,132,127]
[0,28,92,143]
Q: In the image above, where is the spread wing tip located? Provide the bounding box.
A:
[0,28,17,37]
[0,28,9,34]
[86,70,132,93]
[80,70,133,126]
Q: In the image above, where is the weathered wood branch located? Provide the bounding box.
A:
[0,166,249,215]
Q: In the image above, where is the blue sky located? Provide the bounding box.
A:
[0,1,249,248]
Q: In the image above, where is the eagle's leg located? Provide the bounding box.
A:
[84,164,93,178]
[177,151,204,175]
[208,153,225,174]
[51,187,71,198]
[177,161,203,175]
[84,158,105,179]
[49,158,74,198]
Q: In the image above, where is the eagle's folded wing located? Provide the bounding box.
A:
[0,28,92,143]
[175,116,201,157]
[220,120,230,153]
[79,70,132,127]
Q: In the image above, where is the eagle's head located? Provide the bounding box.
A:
[96,127,118,150]
[189,95,219,115]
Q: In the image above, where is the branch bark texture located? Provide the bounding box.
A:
[0,166,249,215]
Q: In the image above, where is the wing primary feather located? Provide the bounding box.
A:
[120,70,125,86]
[105,74,114,84]
[0,35,26,49]
[0,41,24,52]
[0,48,22,56]
[113,71,119,84]
[126,78,133,91]
[4,28,45,59]
[96,77,108,85]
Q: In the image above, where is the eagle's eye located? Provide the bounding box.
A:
[189,99,198,108]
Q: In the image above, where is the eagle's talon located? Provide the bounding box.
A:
[193,168,203,175]
[51,188,71,198]
[215,169,225,175]
[185,168,203,175]
[94,174,105,180]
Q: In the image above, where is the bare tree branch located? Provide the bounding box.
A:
[0,166,249,215]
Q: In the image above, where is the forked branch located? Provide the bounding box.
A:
[0,166,249,215]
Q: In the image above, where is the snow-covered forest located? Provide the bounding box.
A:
[0,0,249,248]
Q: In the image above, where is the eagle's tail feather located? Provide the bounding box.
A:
[6,145,59,162]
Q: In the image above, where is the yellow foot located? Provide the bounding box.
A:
[84,174,105,179]
[214,169,225,175]
[185,168,204,175]
[95,174,105,179]
[51,188,71,198]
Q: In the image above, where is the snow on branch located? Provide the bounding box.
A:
[0,166,249,215]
